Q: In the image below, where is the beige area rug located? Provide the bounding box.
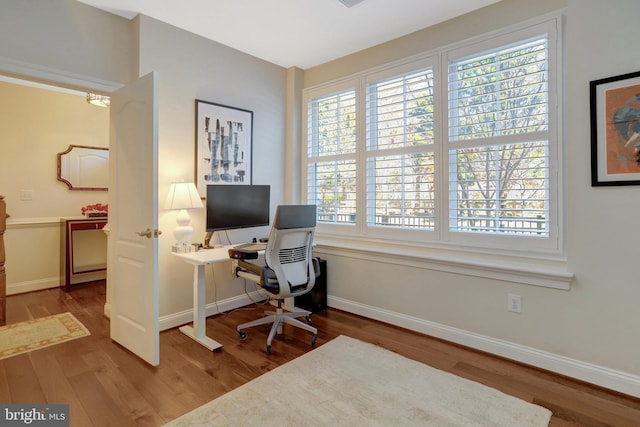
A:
[165,335,551,426]
[0,312,90,360]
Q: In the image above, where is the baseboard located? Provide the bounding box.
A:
[159,291,265,332]
[328,296,640,398]
[7,278,60,295]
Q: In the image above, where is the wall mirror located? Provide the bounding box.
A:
[57,145,109,191]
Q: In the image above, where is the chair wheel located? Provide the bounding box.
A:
[266,345,271,354]
[311,334,317,346]
[238,330,247,340]
[305,315,312,325]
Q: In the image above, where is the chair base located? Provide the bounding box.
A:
[237,301,318,354]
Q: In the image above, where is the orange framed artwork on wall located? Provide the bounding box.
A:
[591,70,640,186]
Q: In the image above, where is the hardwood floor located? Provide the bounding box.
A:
[1,282,639,426]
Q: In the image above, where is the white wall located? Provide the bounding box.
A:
[134,16,288,320]
[565,0,640,374]
[0,0,132,88]
[0,82,109,218]
[304,0,640,397]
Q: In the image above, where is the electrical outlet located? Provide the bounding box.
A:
[20,190,33,201]
[507,293,522,313]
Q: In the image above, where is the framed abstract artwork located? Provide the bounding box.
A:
[590,70,640,186]
[195,100,253,196]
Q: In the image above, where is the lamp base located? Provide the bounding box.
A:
[171,243,195,253]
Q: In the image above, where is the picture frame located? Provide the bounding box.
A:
[590,70,640,186]
[195,100,253,197]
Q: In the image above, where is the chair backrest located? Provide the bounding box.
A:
[264,205,316,299]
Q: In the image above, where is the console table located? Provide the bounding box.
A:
[60,217,108,291]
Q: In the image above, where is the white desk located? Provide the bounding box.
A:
[172,245,238,351]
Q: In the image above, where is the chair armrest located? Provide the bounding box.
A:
[228,248,259,260]
[235,261,279,293]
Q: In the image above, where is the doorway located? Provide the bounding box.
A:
[0,74,109,322]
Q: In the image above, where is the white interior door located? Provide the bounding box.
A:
[108,72,160,366]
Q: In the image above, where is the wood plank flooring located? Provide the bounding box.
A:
[1,282,639,426]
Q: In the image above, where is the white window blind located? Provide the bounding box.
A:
[303,17,560,255]
[448,35,550,236]
[366,68,436,229]
[306,90,357,225]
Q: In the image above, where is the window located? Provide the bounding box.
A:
[366,67,436,230]
[447,35,550,237]
[306,89,357,225]
[303,18,561,255]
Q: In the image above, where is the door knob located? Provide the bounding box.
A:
[136,229,162,238]
[136,229,152,238]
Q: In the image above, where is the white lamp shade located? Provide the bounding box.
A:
[165,182,203,210]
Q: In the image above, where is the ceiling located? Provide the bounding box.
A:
[77,0,502,69]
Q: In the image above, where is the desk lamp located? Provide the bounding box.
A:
[165,182,203,252]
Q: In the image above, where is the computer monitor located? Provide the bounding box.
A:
[205,184,270,232]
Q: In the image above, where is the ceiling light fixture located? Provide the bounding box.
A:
[86,92,110,107]
[338,0,366,7]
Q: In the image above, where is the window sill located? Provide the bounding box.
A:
[313,235,573,290]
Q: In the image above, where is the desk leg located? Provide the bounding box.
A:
[179,264,223,351]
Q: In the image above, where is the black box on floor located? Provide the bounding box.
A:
[295,258,327,313]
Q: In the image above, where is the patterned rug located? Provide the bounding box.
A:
[0,312,90,359]
[165,335,552,426]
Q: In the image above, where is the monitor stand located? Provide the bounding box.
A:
[203,231,224,249]
[203,231,214,249]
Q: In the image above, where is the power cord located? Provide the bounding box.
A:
[208,263,221,315]
[244,279,270,305]
[206,263,270,317]
[222,230,233,245]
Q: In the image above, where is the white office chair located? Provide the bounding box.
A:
[230,204,319,354]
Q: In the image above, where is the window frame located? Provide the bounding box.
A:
[304,79,361,236]
[443,19,560,253]
[363,57,440,243]
[302,16,564,261]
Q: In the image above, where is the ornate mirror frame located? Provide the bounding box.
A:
[57,145,109,191]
